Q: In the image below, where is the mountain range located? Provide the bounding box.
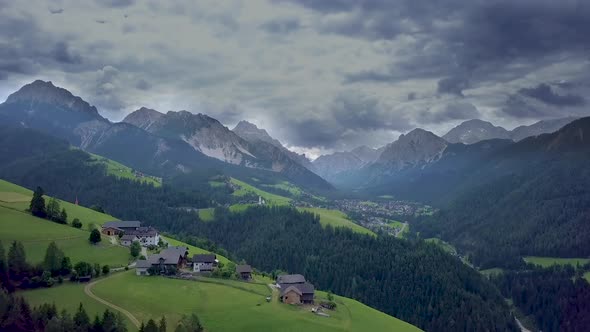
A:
[0,80,582,193]
[0,80,331,191]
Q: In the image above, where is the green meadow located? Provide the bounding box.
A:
[90,271,420,332]
[297,207,375,236]
[523,256,590,268]
[425,238,457,255]
[0,179,117,228]
[230,178,291,205]
[197,208,215,221]
[21,280,135,330]
[88,153,161,187]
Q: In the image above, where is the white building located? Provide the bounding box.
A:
[192,254,218,272]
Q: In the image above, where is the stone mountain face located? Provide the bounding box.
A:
[509,117,579,141]
[0,81,332,191]
[443,118,579,145]
[232,120,314,171]
[124,109,329,187]
[124,109,257,165]
[443,119,511,144]
[0,81,213,175]
[376,129,448,170]
[312,145,384,181]
[5,80,104,120]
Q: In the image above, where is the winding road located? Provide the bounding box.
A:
[83,274,141,328]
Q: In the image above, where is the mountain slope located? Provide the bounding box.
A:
[233,120,315,171]
[376,129,448,170]
[0,80,215,176]
[124,108,330,190]
[509,116,579,141]
[0,81,331,192]
[412,117,590,268]
[312,146,382,181]
[443,119,510,144]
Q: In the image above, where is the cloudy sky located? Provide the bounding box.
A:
[1,0,589,157]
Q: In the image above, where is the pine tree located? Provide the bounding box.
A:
[43,242,65,275]
[30,186,46,218]
[73,303,90,331]
[144,319,159,332]
[91,315,103,332]
[159,316,167,332]
[7,241,28,281]
[0,240,9,290]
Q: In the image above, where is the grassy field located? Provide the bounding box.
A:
[198,208,215,221]
[388,220,409,237]
[162,236,231,266]
[0,206,130,267]
[425,238,457,255]
[229,203,254,213]
[208,181,226,188]
[480,268,504,276]
[297,207,375,236]
[90,271,420,332]
[584,272,590,283]
[0,179,117,228]
[230,178,291,205]
[260,181,302,197]
[523,256,590,268]
[88,153,161,187]
[20,280,135,330]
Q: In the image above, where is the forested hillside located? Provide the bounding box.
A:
[186,206,517,332]
[0,126,518,332]
[413,118,590,268]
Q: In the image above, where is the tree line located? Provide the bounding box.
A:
[0,240,109,292]
[490,264,590,332]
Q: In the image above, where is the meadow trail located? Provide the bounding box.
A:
[84,273,141,328]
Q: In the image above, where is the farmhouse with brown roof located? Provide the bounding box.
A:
[277,274,315,304]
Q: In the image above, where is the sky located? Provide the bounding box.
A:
[1,0,589,158]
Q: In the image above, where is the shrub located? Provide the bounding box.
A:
[71,218,82,228]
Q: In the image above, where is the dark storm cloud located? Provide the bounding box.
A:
[279,92,412,149]
[331,92,411,131]
[135,79,151,91]
[437,76,469,97]
[300,0,590,93]
[260,18,301,34]
[518,83,585,106]
[407,92,416,101]
[418,102,480,123]
[52,41,82,64]
[500,95,548,119]
[48,7,64,14]
[94,0,135,8]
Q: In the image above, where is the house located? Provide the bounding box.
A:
[102,221,160,247]
[101,220,141,236]
[192,254,218,272]
[120,234,138,246]
[136,259,152,276]
[135,246,189,276]
[125,226,160,246]
[236,264,252,280]
[277,274,315,304]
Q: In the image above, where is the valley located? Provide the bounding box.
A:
[0,78,589,332]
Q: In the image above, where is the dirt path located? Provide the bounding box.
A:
[84,274,141,328]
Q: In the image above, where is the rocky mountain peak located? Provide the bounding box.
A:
[5,80,102,119]
[123,107,164,130]
[233,120,282,146]
[377,128,447,168]
[443,119,510,144]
